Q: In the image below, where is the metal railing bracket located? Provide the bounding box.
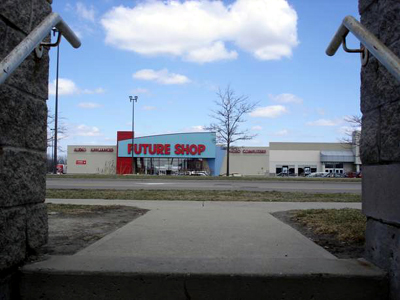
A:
[327,15,400,82]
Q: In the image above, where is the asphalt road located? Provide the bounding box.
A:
[46,178,361,194]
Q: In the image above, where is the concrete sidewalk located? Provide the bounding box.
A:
[21,200,387,300]
[72,200,360,259]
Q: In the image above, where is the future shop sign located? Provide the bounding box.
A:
[128,143,206,156]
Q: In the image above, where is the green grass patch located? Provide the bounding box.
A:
[291,208,366,242]
[47,174,361,183]
[46,189,361,202]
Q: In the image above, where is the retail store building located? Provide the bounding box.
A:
[67,131,360,176]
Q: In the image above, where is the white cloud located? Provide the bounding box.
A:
[274,129,289,136]
[184,125,206,132]
[76,2,96,22]
[184,41,238,63]
[250,105,288,118]
[74,124,101,137]
[143,106,156,111]
[306,119,341,127]
[49,78,79,96]
[101,0,298,63]
[133,69,190,85]
[82,88,106,95]
[269,93,303,104]
[78,102,102,109]
[48,78,105,96]
[252,125,263,131]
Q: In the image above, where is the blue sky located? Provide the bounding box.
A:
[48,0,362,153]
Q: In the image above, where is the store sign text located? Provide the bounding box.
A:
[128,144,206,156]
[74,148,114,152]
[91,148,114,152]
[229,149,266,154]
[243,149,266,154]
[76,160,87,165]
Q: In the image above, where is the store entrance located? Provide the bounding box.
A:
[135,158,208,175]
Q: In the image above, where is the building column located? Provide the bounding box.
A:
[359,0,400,299]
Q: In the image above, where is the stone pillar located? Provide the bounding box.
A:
[359,0,400,299]
[0,1,51,298]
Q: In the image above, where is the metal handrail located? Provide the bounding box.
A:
[0,12,81,85]
[326,15,400,82]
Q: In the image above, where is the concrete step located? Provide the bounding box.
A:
[20,255,388,300]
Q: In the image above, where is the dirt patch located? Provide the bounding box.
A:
[272,209,365,259]
[29,204,148,260]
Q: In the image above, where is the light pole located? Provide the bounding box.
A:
[50,128,55,172]
[129,96,138,174]
[53,29,60,174]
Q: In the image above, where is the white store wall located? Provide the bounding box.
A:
[67,145,117,174]
[269,150,322,175]
[220,147,269,176]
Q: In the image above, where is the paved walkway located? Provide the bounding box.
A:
[23,200,386,299]
[47,199,362,260]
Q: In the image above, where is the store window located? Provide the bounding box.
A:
[136,158,207,175]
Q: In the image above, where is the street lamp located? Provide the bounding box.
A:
[129,95,138,174]
[50,128,55,171]
[53,29,60,174]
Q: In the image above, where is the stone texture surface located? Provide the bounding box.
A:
[360,0,400,298]
[0,3,49,299]
[375,0,400,47]
[0,19,7,60]
[3,26,50,100]
[380,101,400,162]
[360,0,400,46]
[0,147,46,208]
[31,0,52,33]
[363,164,400,227]
[360,0,380,39]
[0,0,32,34]
[26,203,48,251]
[360,55,400,114]
[365,219,400,300]
[360,108,380,164]
[0,207,26,271]
[0,85,47,151]
[359,0,376,15]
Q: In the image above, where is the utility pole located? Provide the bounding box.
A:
[129,96,138,174]
[53,33,60,174]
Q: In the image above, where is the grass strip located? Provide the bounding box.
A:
[290,208,366,242]
[47,174,361,183]
[46,189,361,202]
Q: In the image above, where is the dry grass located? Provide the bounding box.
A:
[290,208,366,242]
[46,189,361,202]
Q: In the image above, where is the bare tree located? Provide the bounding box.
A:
[47,113,68,150]
[205,86,258,176]
[340,115,362,146]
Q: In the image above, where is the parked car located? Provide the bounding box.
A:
[306,172,330,178]
[190,171,209,176]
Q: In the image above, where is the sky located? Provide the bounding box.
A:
[47,0,362,154]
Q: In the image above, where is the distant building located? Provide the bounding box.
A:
[66,131,361,176]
